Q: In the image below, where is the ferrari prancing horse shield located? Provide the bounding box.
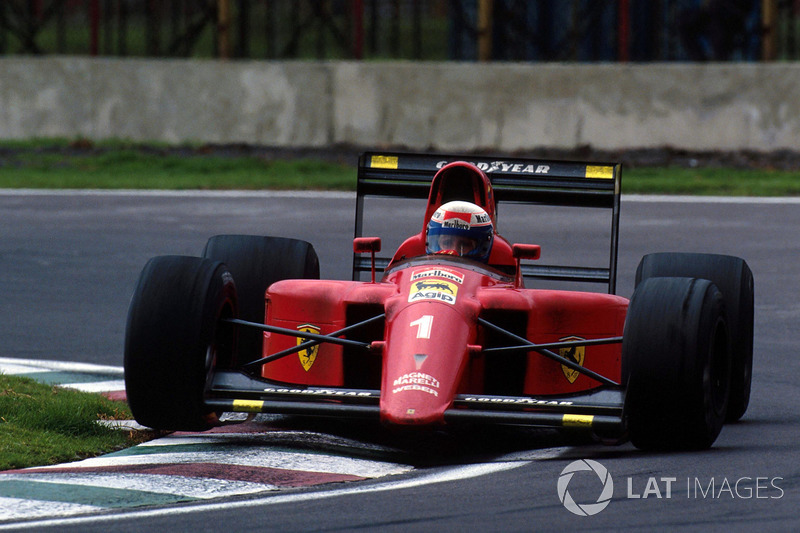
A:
[297,324,321,371]
[559,336,585,384]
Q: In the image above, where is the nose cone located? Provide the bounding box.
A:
[382,370,448,425]
[379,304,471,426]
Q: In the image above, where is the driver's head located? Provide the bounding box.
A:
[425,201,494,263]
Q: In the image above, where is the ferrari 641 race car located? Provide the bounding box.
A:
[124,152,754,450]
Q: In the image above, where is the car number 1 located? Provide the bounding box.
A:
[410,315,434,339]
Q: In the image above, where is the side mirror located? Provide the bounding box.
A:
[354,237,381,282]
[512,244,541,260]
[512,244,541,288]
[353,237,381,254]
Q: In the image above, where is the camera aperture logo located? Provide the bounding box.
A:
[557,459,614,516]
[557,459,785,516]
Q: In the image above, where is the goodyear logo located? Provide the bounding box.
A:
[408,279,458,305]
[297,324,320,371]
[370,155,399,169]
[559,336,586,384]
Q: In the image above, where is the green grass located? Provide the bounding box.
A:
[622,166,800,196]
[0,142,355,190]
[1,140,799,195]
[0,374,152,471]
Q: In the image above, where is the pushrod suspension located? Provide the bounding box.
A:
[477,318,620,387]
[482,336,623,354]
[228,314,386,371]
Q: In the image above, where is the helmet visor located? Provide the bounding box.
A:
[436,234,479,256]
[426,225,492,260]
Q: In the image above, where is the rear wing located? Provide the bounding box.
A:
[353,152,622,294]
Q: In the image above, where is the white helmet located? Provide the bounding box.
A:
[425,201,494,263]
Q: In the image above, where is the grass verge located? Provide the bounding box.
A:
[1,140,799,195]
[621,166,800,196]
[0,374,156,471]
[0,140,355,190]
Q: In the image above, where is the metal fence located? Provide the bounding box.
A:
[1,0,798,61]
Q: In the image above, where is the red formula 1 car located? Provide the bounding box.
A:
[124,152,754,450]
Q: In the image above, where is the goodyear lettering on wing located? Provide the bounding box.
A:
[408,279,458,304]
[463,396,574,406]
[410,268,465,285]
[262,387,375,398]
[435,160,551,174]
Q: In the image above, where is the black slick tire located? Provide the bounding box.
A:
[124,255,237,431]
[202,235,319,366]
[623,277,731,450]
[636,252,754,422]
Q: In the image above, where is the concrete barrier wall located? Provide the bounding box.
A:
[1,56,799,151]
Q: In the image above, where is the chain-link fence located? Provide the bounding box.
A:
[0,0,797,61]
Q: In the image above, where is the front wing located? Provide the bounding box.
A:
[206,370,626,438]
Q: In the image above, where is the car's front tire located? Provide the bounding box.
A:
[124,255,237,431]
[623,277,731,450]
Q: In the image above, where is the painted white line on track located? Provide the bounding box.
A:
[59,380,126,393]
[0,459,533,531]
[0,357,123,377]
[622,194,800,204]
[95,419,149,431]
[0,363,50,375]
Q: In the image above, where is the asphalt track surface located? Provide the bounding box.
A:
[1,190,799,532]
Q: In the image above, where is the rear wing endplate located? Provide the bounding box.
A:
[353,152,622,294]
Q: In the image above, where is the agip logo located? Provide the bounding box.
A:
[557,459,614,516]
[408,279,458,305]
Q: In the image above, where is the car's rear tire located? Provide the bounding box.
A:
[622,277,731,450]
[202,235,319,366]
[124,255,237,431]
[636,253,754,422]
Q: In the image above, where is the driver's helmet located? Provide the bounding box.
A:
[425,201,494,263]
